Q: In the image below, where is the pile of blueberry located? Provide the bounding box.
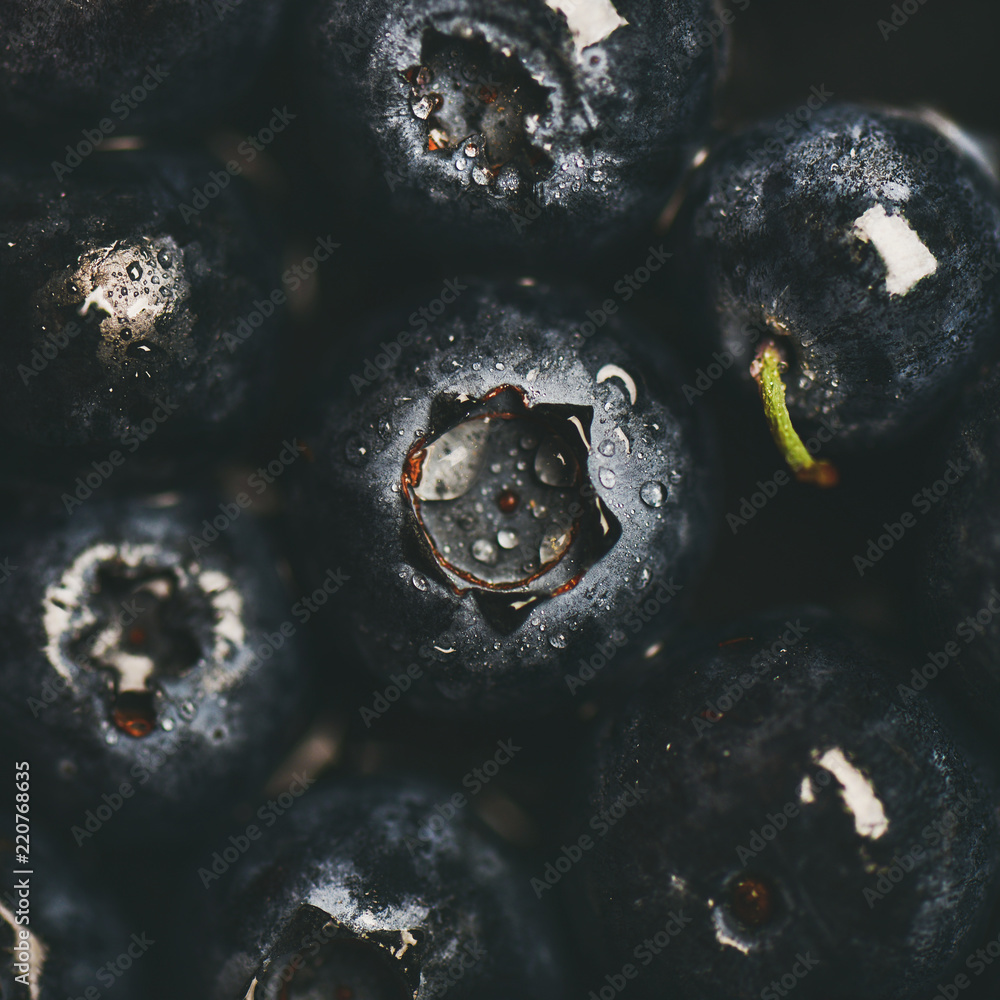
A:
[2,1,1000,998]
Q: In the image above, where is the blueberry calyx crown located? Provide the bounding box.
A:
[253,905,419,1000]
[42,542,243,739]
[403,28,553,198]
[401,384,620,609]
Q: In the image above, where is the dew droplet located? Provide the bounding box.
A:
[126,261,143,281]
[535,434,577,487]
[472,538,499,564]
[599,468,616,488]
[412,573,428,591]
[640,481,667,507]
[497,528,519,549]
[345,434,369,466]
[157,250,172,269]
[415,420,490,500]
[549,633,568,649]
[598,440,615,456]
[161,717,175,731]
[540,524,572,563]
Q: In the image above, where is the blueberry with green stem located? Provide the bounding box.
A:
[684,103,1000,478]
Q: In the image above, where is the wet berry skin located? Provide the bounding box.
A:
[0,151,283,452]
[683,103,1000,450]
[0,0,286,131]
[193,775,569,1000]
[922,363,1000,719]
[291,281,718,715]
[0,827,146,1000]
[302,0,724,256]
[574,611,998,1000]
[0,491,309,842]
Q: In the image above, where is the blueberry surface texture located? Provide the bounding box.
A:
[0,151,284,451]
[0,491,308,841]
[0,827,146,1000]
[574,610,999,1000]
[922,362,1000,719]
[302,0,724,254]
[0,0,286,130]
[684,102,1000,469]
[292,280,718,714]
[195,775,569,1000]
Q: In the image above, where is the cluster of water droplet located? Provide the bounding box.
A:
[47,235,191,371]
[402,29,553,198]
[412,414,584,587]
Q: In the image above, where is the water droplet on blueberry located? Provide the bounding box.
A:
[472,538,499,564]
[497,528,519,549]
[640,481,667,507]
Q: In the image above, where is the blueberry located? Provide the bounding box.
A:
[573,611,998,999]
[193,775,569,999]
[921,363,1000,719]
[683,103,1000,481]
[0,0,286,131]
[301,0,724,255]
[0,490,309,841]
[0,827,146,1000]
[0,150,283,451]
[291,281,718,714]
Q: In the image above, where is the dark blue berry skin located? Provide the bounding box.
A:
[290,281,718,715]
[0,491,309,842]
[683,102,1000,449]
[193,775,569,1000]
[0,827,146,1000]
[921,363,1000,720]
[0,151,284,453]
[301,0,724,257]
[0,0,286,131]
[573,611,999,1000]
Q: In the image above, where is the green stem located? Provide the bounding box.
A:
[751,340,838,488]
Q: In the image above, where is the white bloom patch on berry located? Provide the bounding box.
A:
[816,746,890,839]
[852,204,938,297]
[545,0,628,55]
